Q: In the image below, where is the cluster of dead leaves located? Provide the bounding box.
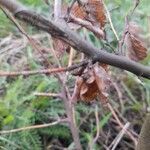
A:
[52,0,107,57]
[75,63,110,103]
[125,22,147,61]
[52,0,110,102]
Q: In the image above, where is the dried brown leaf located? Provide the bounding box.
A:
[125,22,147,61]
[76,63,110,102]
[71,2,87,20]
[71,0,106,29]
[87,0,106,28]
[93,63,110,103]
[80,77,99,101]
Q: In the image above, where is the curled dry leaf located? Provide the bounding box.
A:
[71,0,106,29]
[87,0,106,28]
[71,2,87,20]
[125,22,147,61]
[68,2,87,30]
[76,63,110,103]
[93,63,110,104]
[126,34,147,61]
[80,72,99,101]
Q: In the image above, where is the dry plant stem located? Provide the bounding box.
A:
[70,15,104,39]
[34,92,62,98]
[93,106,100,143]
[118,17,128,54]
[53,2,82,148]
[113,105,138,138]
[1,7,27,37]
[110,122,130,150]
[71,79,80,102]
[60,79,82,150]
[103,1,119,41]
[131,0,140,15]
[49,0,63,68]
[49,36,62,68]
[0,119,68,134]
[0,0,150,79]
[1,6,51,65]
[66,47,74,77]
[111,81,124,112]
[0,60,88,77]
[0,68,66,76]
[54,0,62,20]
[107,103,137,146]
[91,106,100,148]
[68,47,74,67]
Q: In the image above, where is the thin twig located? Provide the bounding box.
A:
[68,47,74,67]
[54,0,62,20]
[0,60,88,77]
[118,16,129,55]
[69,15,104,39]
[0,119,68,134]
[0,68,66,76]
[34,92,62,98]
[93,106,100,144]
[131,0,140,16]
[1,6,52,66]
[59,77,82,150]
[111,81,124,112]
[67,47,74,76]
[53,1,82,149]
[110,122,130,150]
[103,1,119,41]
[107,103,137,146]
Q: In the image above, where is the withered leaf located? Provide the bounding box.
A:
[71,0,106,29]
[93,64,110,104]
[127,34,147,61]
[80,74,99,101]
[76,63,110,102]
[86,0,106,28]
[125,22,147,61]
[71,2,87,20]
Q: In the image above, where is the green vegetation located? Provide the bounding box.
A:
[0,0,149,149]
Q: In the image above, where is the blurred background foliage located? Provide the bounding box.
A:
[0,0,150,149]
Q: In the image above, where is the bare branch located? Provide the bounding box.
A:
[0,0,149,79]
[0,68,66,76]
[59,77,82,150]
[0,60,88,77]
